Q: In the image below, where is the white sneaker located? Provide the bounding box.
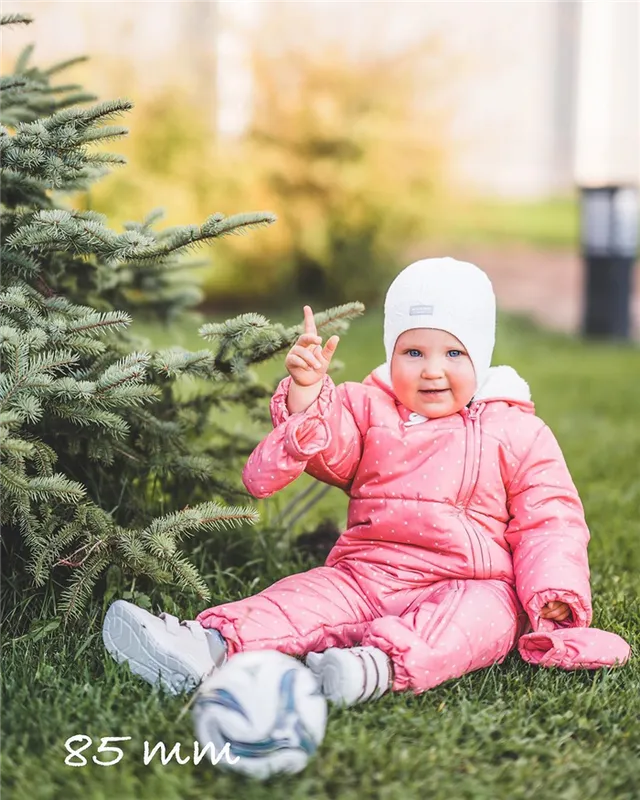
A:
[102,599,227,695]
[305,646,392,707]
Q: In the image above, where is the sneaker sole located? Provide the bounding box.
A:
[102,600,202,695]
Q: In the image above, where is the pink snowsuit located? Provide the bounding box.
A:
[196,364,630,692]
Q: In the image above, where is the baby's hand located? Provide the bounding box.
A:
[284,305,340,387]
[540,601,571,622]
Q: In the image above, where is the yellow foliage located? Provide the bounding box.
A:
[86,10,459,308]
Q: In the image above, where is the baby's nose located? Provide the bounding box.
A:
[420,359,444,378]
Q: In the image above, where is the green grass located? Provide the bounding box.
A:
[3,309,639,800]
[432,196,579,249]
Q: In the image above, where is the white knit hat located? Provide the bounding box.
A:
[383,257,496,392]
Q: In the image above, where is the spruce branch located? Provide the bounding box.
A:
[0,437,35,457]
[138,208,165,231]
[31,521,76,580]
[77,125,129,144]
[143,502,260,543]
[44,56,89,77]
[0,250,42,278]
[29,439,57,475]
[199,312,272,342]
[14,43,35,73]
[0,168,51,207]
[41,99,134,131]
[66,310,132,336]
[127,212,277,262]
[59,553,111,621]
[27,474,87,502]
[0,465,85,502]
[94,352,150,393]
[0,76,30,93]
[55,537,105,568]
[0,410,23,426]
[9,394,42,424]
[0,13,33,27]
[168,556,210,600]
[152,348,219,379]
[200,211,278,237]
[290,302,366,339]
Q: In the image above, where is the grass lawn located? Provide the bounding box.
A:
[431,196,579,250]
[2,308,639,800]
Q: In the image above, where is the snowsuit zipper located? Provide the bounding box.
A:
[456,403,487,578]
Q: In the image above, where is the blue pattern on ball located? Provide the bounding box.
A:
[202,667,321,759]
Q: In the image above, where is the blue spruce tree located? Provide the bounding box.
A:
[0,14,364,623]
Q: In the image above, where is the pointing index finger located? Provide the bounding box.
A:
[303,305,317,337]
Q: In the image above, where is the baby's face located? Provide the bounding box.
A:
[390,328,476,418]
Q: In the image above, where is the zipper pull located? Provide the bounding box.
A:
[467,402,484,421]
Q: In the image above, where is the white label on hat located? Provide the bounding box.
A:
[409,305,434,315]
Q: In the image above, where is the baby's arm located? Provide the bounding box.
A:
[242,374,363,497]
[504,423,592,632]
[242,305,362,498]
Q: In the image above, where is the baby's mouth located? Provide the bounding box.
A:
[419,389,448,394]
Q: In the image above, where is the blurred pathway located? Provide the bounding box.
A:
[415,245,640,340]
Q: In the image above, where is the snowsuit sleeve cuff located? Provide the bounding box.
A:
[518,627,631,669]
[526,588,592,632]
[269,374,335,461]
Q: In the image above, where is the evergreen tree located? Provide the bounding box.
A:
[0,14,364,622]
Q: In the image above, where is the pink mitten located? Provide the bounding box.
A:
[518,627,630,670]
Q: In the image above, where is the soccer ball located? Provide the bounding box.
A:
[192,650,327,779]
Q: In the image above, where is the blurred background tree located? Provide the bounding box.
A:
[211,36,455,308]
[80,9,458,310]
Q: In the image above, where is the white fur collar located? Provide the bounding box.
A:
[473,365,531,402]
[371,363,531,403]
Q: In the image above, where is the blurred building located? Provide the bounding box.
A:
[1,1,635,198]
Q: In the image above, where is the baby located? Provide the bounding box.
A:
[103,257,628,704]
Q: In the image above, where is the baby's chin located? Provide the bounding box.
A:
[410,392,470,418]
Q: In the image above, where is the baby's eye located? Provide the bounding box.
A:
[447,349,463,358]
[407,349,422,358]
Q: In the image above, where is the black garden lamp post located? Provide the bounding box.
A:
[580,185,638,339]
[574,2,639,340]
